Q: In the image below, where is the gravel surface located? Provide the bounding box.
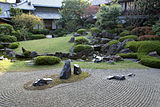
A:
[0,68,160,107]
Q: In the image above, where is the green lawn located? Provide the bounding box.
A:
[15,36,74,54]
[2,60,147,72]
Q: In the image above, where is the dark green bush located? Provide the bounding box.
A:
[0,24,14,35]
[119,35,137,42]
[77,29,87,35]
[11,30,23,41]
[118,53,138,59]
[90,27,101,33]
[125,41,142,52]
[75,38,89,45]
[140,55,160,68]
[120,30,130,37]
[108,40,119,47]
[8,42,19,49]
[34,56,61,65]
[0,44,3,49]
[0,35,17,42]
[23,51,31,58]
[28,34,46,40]
[74,45,92,53]
[152,20,160,36]
[53,29,69,37]
[107,28,124,34]
[125,26,135,31]
[32,29,49,35]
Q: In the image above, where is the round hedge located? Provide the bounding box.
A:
[23,51,31,58]
[90,27,101,33]
[108,40,119,47]
[75,38,89,45]
[34,56,61,65]
[118,53,138,59]
[77,29,87,35]
[140,56,160,68]
[74,45,92,53]
[8,42,19,49]
[120,30,130,37]
[28,34,46,40]
[0,35,17,43]
[119,35,137,42]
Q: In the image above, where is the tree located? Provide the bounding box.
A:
[57,0,90,31]
[10,7,23,17]
[12,13,43,31]
[12,13,43,40]
[96,3,122,29]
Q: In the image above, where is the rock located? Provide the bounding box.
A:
[148,51,160,58]
[10,59,16,62]
[89,39,99,45]
[114,36,120,40]
[0,56,4,60]
[8,51,16,57]
[46,53,55,56]
[104,55,123,62]
[16,53,24,58]
[30,51,38,58]
[74,33,81,37]
[22,47,26,53]
[69,46,74,53]
[91,32,98,37]
[60,60,71,79]
[93,55,104,63]
[101,43,108,52]
[81,55,86,60]
[109,43,119,55]
[74,64,82,75]
[46,35,52,38]
[5,48,13,54]
[100,38,111,44]
[69,37,75,43]
[107,75,125,80]
[119,48,133,54]
[107,60,115,64]
[69,53,79,59]
[121,39,134,48]
[93,45,102,51]
[128,73,135,77]
[87,36,94,39]
[101,31,116,39]
[0,43,11,47]
[32,78,53,86]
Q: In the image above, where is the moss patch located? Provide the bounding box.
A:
[24,72,91,90]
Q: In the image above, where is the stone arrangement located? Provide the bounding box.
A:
[32,78,53,86]
[106,73,136,80]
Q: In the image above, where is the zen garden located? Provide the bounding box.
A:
[0,0,160,106]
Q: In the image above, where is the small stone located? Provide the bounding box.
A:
[74,64,82,75]
[107,75,125,80]
[128,73,135,77]
[32,78,53,86]
[69,37,75,43]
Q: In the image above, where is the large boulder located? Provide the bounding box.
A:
[74,64,82,75]
[148,51,160,58]
[60,60,71,79]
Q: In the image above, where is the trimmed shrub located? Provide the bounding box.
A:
[108,28,124,34]
[108,40,119,47]
[8,42,19,49]
[118,53,138,59]
[119,35,137,42]
[34,56,61,65]
[11,30,23,41]
[152,20,160,36]
[0,24,14,35]
[138,35,160,41]
[77,29,87,35]
[53,29,69,37]
[74,45,92,53]
[0,35,17,43]
[90,27,101,33]
[0,44,3,49]
[28,34,46,40]
[32,29,49,35]
[131,26,155,36]
[120,30,130,37]
[140,56,160,68]
[75,38,89,45]
[23,51,31,58]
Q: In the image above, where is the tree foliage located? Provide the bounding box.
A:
[57,0,90,31]
[0,8,2,15]
[96,3,122,29]
[10,7,23,17]
[12,13,43,31]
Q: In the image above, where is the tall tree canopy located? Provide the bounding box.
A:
[58,0,90,31]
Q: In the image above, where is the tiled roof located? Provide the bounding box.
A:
[14,1,35,10]
[0,2,11,18]
[91,0,113,6]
